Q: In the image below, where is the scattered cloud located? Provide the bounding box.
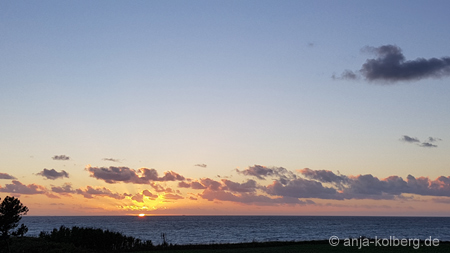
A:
[221,179,258,193]
[332,70,358,80]
[295,169,450,199]
[75,186,131,200]
[336,45,450,82]
[236,165,296,184]
[51,183,75,195]
[400,135,420,143]
[199,188,312,206]
[86,166,185,184]
[428,137,442,142]
[265,178,340,200]
[419,142,438,148]
[299,168,348,187]
[37,169,69,180]
[0,173,16,180]
[102,158,121,163]
[52,155,70,160]
[143,189,158,199]
[130,191,158,202]
[0,180,46,194]
[194,164,207,168]
[400,135,441,148]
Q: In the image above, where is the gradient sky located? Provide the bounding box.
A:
[1,0,450,216]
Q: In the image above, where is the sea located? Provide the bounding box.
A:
[20,216,450,245]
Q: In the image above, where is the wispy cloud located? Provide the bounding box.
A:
[52,155,70,160]
[102,158,121,163]
[37,169,69,180]
[0,173,16,180]
[336,45,450,83]
[194,164,207,168]
[163,193,184,200]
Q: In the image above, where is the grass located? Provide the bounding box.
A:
[140,240,450,253]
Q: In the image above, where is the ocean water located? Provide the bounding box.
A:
[20,216,450,245]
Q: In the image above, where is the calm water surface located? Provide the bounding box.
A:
[20,216,450,245]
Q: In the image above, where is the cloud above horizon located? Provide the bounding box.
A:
[0,173,16,180]
[102,158,121,163]
[0,180,46,194]
[5,165,450,210]
[52,155,70,160]
[37,169,69,180]
[75,186,131,200]
[86,166,185,184]
[400,135,441,148]
[335,45,450,83]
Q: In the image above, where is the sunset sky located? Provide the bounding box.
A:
[1,0,450,216]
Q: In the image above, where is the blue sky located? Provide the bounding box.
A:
[1,0,450,215]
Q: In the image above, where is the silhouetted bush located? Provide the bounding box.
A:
[39,226,153,252]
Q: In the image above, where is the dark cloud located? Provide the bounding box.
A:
[131,191,158,202]
[179,178,258,193]
[0,173,16,180]
[299,168,348,187]
[51,183,75,195]
[143,190,158,199]
[236,165,296,184]
[428,137,442,142]
[400,135,420,143]
[400,135,441,148]
[52,155,70,160]
[178,180,207,190]
[37,169,69,180]
[337,45,450,82]
[419,142,438,148]
[180,176,311,206]
[221,179,257,193]
[75,186,130,200]
[265,178,340,199]
[194,164,207,168]
[86,166,185,184]
[272,168,450,200]
[0,180,46,194]
[102,158,121,163]
[199,188,312,206]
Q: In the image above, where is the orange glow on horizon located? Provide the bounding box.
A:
[138,213,145,217]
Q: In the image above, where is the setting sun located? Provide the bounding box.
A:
[138,214,145,217]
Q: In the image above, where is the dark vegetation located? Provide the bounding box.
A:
[39,226,153,252]
[0,196,29,239]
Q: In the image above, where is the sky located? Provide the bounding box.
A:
[1,0,450,216]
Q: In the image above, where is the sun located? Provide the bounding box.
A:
[138,213,145,217]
